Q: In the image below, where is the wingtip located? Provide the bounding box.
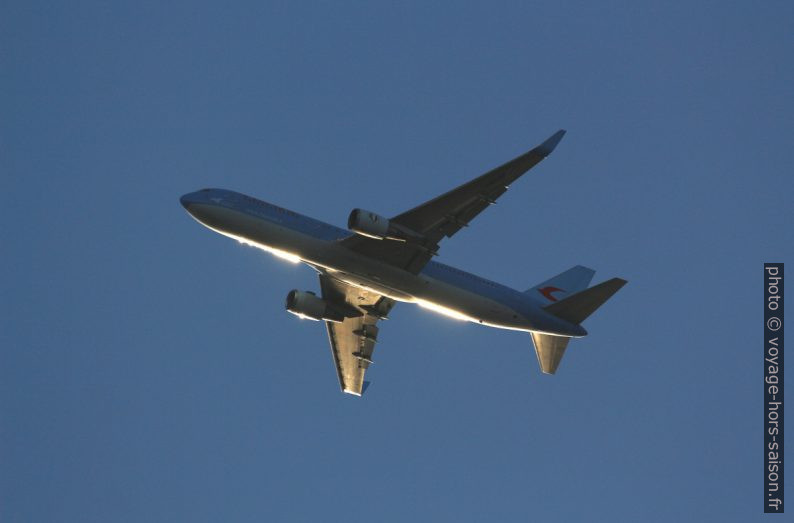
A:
[536,129,566,156]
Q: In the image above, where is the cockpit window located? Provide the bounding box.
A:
[201,188,211,192]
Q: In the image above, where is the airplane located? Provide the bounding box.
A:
[180,130,627,396]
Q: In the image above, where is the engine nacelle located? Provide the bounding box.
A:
[285,290,344,322]
[348,208,391,240]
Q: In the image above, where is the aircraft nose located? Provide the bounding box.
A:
[180,193,193,210]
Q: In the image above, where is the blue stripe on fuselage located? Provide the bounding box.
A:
[198,188,350,241]
[419,261,533,315]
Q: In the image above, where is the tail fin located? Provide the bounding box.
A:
[531,277,627,374]
[526,265,596,305]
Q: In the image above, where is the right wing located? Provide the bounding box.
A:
[340,130,566,273]
[319,271,395,396]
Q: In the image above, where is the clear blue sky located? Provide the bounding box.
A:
[3,1,793,521]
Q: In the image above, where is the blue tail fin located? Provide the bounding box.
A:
[526,265,595,305]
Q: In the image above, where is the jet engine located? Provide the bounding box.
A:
[285,290,345,322]
[347,209,391,239]
[348,208,424,242]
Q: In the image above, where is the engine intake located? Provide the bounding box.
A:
[348,209,391,239]
[348,208,424,242]
[285,290,345,322]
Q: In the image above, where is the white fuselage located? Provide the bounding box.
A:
[186,202,543,331]
[180,188,585,338]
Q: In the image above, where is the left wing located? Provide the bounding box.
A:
[319,271,395,396]
[340,129,566,273]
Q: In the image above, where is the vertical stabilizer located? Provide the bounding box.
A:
[526,265,596,304]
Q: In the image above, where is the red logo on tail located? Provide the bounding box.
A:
[538,286,564,302]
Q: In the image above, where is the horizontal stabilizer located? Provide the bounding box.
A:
[531,332,571,374]
[544,278,627,325]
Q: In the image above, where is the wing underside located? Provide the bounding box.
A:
[318,130,566,393]
[339,130,566,273]
[319,272,395,395]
